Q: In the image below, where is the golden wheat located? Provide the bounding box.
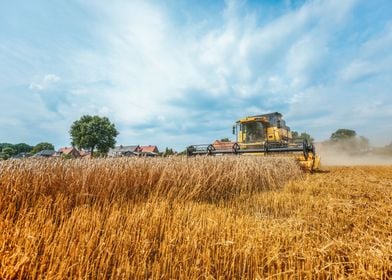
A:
[0,157,391,279]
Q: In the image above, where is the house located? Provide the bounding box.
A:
[140,145,159,157]
[12,152,33,159]
[33,150,56,158]
[79,150,91,158]
[58,147,81,158]
[108,145,141,157]
[212,140,235,150]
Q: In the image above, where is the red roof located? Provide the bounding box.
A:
[58,147,81,157]
[59,147,75,154]
[140,145,159,153]
[212,140,235,150]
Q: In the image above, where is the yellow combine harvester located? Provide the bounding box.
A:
[187,112,320,172]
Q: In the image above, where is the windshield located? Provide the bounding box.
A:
[242,122,265,143]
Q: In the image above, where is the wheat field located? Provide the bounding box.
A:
[0,157,391,279]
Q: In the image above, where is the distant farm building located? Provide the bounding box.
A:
[108,145,141,157]
[12,152,32,159]
[79,150,91,158]
[58,147,81,158]
[212,140,235,150]
[33,150,56,158]
[140,145,159,157]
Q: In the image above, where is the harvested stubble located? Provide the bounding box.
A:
[0,157,391,279]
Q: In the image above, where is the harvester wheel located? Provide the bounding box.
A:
[232,143,240,154]
[186,146,194,156]
[264,143,269,153]
[303,139,309,160]
[311,143,316,156]
[207,144,215,155]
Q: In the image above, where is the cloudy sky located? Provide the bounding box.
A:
[1,0,391,151]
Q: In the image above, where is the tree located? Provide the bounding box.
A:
[0,152,8,160]
[163,147,175,157]
[330,129,356,141]
[291,131,314,142]
[31,142,55,154]
[0,143,13,151]
[70,115,119,157]
[177,149,188,156]
[1,147,15,159]
[327,129,371,154]
[13,143,33,154]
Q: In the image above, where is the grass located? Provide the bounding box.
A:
[0,157,391,279]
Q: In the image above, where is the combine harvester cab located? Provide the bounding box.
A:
[187,112,321,172]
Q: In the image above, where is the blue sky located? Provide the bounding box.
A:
[1,0,391,151]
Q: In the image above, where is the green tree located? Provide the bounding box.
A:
[291,131,314,142]
[0,152,8,160]
[163,147,175,157]
[70,115,119,157]
[0,143,13,151]
[1,147,15,159]
[13,143,33,154]
[31,142,55,154]
[330,129,356,141]
[177,149,188,156]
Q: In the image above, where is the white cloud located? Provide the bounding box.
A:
[1,0,391,149]
[340,23,392,82]
[29,74,61,91]
[66,0,367,147]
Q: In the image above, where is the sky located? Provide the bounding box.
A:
[1,0,391,151]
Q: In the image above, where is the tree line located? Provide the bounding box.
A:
[0,142,54,160]
[0,115,118,159]
[2,115,392,160]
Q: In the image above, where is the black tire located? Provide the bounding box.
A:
[207,144,215,155]
[303,139,309,160]
[232,143,240,154]
[186,146,194,157]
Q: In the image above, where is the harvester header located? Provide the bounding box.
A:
[187,112,320,172]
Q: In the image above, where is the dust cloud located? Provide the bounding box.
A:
[316,143,392,166]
